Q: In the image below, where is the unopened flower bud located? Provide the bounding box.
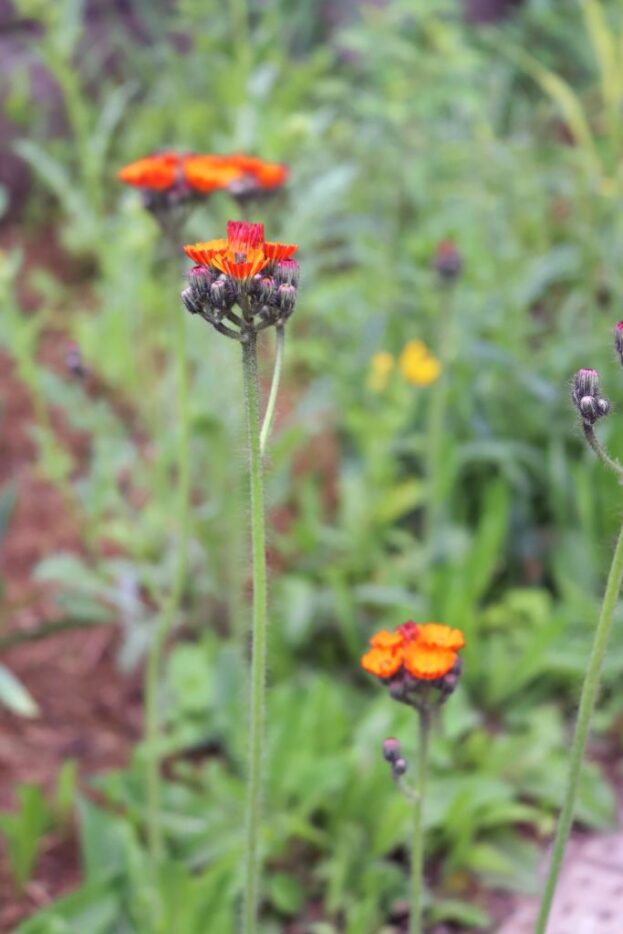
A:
[393,757,408,777]
[382,737,401,763]
[257,276,276,304]
[598,397,611,416]
[434,240,462,281]
[188,264,216,300]
[181,285,202,315]
[615,321,623,365]
[210,276,235,310]
[277,283,297,318]
[579,395,599,420]
[572,368,600,403]
[274,259,300,287]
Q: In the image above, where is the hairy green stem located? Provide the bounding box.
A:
[582,422,623,482]
[260,325,285,457]
[144,308,191,870]
[410,708,430,934]
[535,518,623,932]
[241,332,269,934]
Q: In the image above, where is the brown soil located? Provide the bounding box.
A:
[0,314,142,929]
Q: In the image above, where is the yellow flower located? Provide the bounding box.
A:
[368,351,394,391]
[399,340,441,386]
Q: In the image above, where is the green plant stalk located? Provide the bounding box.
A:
[228,0,251,78]
[144,307,191,870]
[241,331,269,934]
[535,517,623,933]
[582,422,623,482]
[424,286,457,561]
[260,325,285,457]
[410,708,430,934]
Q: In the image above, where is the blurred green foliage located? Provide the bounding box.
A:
[3,0,623,930]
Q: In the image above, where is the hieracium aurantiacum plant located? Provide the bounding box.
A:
[117,160,289,884]
[182,220,299,934]
[535,326,623,933]
[361,620,466,934]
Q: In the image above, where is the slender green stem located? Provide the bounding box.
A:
[228,0,251,76]
[410,708,430,934]
[260,325,285,457]
[582,422,623,482]
[144,308,191,870]
[424,286,457,558]
[241,332,269,934]
[535,518,623,932]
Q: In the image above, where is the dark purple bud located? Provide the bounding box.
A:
[434,240,462,281]
[274,259,300,287]
[572,368,600,403]
[382,737,401,763]
[393,757,408,777]
[210,276,235,310]
[181,285,202,315]
[277,283,297,318]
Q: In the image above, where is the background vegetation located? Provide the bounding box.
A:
[3,0,623,930]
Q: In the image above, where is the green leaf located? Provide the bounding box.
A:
[0,663,39,717]
[267,872,305,916]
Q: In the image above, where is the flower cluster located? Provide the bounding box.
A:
[117,152,288,210]
[361,621,465,708]
[181,221,299,339]
[369,341,441,392]
[571,368,610,426]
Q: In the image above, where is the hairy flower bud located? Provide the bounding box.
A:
[181,285,203,315]
[210,276,235,310]
[274,259,300,287]
[277,283,297,319]
[188,264,217,300]
[572,368,600,404]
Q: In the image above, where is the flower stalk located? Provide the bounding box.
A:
[537,359,623,930]
[410,708,430,934]
[241,331,269,934]
[144,305,190,869]
[260,324,285,457]
[535,518,623,931]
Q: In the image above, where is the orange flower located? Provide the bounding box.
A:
[183,156,245,193]
[417,623,465,651]
[361,647,403,679]
[226,154,289,190]
[361,621,465,684]
[403,644,457,681]
[117,152,183,190]
[370,630,404,652]
[184,220,298,281]
[118,152,288,198]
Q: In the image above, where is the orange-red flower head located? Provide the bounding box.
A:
[118,151,288,201]
[181,220,300,339]
[117,152,183,191]
[184,220,297,282]
[361,621,465,707]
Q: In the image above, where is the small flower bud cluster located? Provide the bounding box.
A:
[434,240,462,282]
[181,222,299,340]
[571,368,610,426]
[182,259,300,339]
[382,737,408,780]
